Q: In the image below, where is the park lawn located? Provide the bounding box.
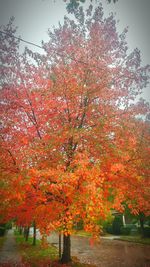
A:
[0,236,6,250]
[15,232,95,267]
[73,230,92,237]
[116,235,150,245]
[15,233,58,266]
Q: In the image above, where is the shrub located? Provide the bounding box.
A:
[0,226,5,236]
[105,224,113,234]
[112,216,123,235]
[143,227,150,238]
[120,226,131,235]
[5,222,12,230]
[127,224,137,229]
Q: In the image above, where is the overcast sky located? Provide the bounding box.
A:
[0,0,150,102]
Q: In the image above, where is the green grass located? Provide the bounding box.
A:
[14,231,95,267]
[15,231,58,266]
[73,230,92,237]
[0,236,6,250]
[116,235,150,245]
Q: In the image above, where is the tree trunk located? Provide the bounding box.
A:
[59,232,62,260]
[19,226,23,235]
[25,226,30,241]
[23,227,26,237]
[61,234,71,263]
[32,221,36,246]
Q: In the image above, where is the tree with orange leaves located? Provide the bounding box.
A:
[0,2,150,264]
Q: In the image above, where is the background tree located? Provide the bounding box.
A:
[64,0,118,14]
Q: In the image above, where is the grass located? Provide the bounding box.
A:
[0,235,6,250]
[116,235,150,245]
[73,230,92,237]
[15,233,58,266]
[14,231,95,267]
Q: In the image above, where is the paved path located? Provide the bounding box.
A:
[48,233,150,267]
[0,229,21,266]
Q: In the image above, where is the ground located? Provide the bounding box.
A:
[0,229,21,266]
[0,229,150,267]
[48,233,150,267]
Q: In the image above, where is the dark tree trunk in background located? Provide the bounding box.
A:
[32,221,36,246]
[61,234,71,263]
[19,226,23,235]
[59,232,62,259]
[25,226,30,241]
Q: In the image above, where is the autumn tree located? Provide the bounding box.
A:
[0,17,22,223]
[0,2,150,264]
[64,0,118,14]
[124,118,150,235]
[33,6,149,262]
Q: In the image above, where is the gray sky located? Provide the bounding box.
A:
[0,0,150,102]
